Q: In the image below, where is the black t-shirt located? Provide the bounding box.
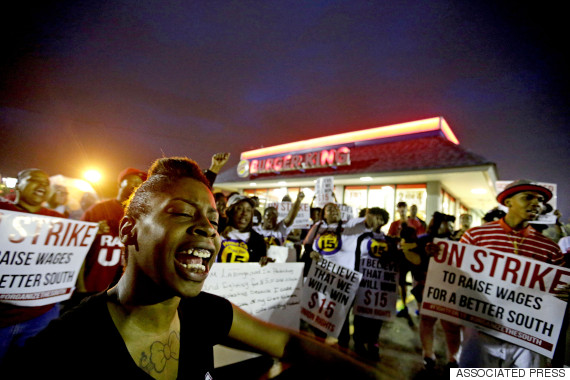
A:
[5,291,233,379]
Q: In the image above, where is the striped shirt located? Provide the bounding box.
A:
[460,219,563,264]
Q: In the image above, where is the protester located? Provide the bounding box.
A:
[218,194,270,264]
[415,212,462,370]
[353,207,400,360]
[459,179,566,368]
[388,201,423,323]
[71,167,147,310]
[0,169,64,364]
[302,202,371,348]
[451,213,472,241]
[69,192,98,220]
[409,204,426,235]
[46,184,70,218]
[213,192,228,232]
[254,191,305,247]
[2,157,390,380]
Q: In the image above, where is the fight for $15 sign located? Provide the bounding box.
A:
[301,257,362,338]
[422,239,569,358]
[0,210,98,306]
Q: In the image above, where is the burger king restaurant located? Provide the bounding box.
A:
[214,117,499,228]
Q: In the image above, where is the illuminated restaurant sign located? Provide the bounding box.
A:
[237,147,350,177]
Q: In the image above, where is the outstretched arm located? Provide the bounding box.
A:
[283,191,305,227]
[227,305,393,379]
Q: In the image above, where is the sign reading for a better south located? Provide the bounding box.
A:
[422,239,569,358]
[0,210,98,306]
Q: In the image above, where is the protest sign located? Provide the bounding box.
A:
[266,201,311,229]
[301,257,362,338]
[315,177,334,207]
[202,263,304,367]
[422,239,569,358]
[339,204,355,222]
[0,210,98,306]
[353,257,399,321]
[496,181,557,224]
[203,262,304,329]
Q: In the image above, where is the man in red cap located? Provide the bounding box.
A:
[64,168,148,310]
[459,179,565,368]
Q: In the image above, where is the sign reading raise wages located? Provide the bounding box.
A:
[0,210,98,306]
[301,257,362,338]
[422,239,569,358]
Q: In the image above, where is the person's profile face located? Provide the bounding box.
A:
[17,170,50,206]
[231,201,253,232]
[263,207,278,229]
[131,177,220,298]
[365,212,384,231]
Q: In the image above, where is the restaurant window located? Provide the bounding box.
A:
[441,189,456,218]
[344,186,368,216]
[395,184,427,224]
[368,185,396,226]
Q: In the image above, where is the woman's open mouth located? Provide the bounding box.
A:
[174,248,213,281]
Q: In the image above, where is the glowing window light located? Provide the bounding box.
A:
[241,117,459,160]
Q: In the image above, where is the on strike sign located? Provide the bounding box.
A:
[0,210,98,306]
[422,239,569,358]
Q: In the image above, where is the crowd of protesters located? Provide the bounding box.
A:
[0,155,569,378]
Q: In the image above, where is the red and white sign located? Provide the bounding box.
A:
[0,210,98,306]
[422,239,569,358]
[238,147,350,177]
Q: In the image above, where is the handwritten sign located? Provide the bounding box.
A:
[353,258,399,321]
[422,239,569,358]
[315,177,334,207]
[301,257,362,338]
[0,210,98,306]
[266,201,311,229]
[203,263,304,367]
[203,263,304,329]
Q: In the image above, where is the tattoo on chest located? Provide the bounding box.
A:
[139,331,180,374]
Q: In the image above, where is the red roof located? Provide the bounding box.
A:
[216,136,494,183]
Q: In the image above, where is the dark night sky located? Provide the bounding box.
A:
[1,1,568,217]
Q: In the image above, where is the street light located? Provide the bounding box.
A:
[84,169,102,183]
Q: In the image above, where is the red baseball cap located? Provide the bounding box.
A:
[496,179,552,205]
[118,168,147,183]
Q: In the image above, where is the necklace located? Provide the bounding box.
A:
[507,234,526,255]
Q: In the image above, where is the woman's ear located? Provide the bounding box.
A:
[120,216,137,246]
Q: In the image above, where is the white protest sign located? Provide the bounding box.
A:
[496,181,557,224]
[266,201,311,229]
[267,245,296,263]
[315,177,334,207]
[202,263,304,367]
[203,263,304,329]
[0,210,98,306]
[301,257,362,338]
[422,239,569,358]
[339,204,355,222]
[353,258,399,321]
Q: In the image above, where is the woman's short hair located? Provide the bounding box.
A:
[125,157,210,219]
